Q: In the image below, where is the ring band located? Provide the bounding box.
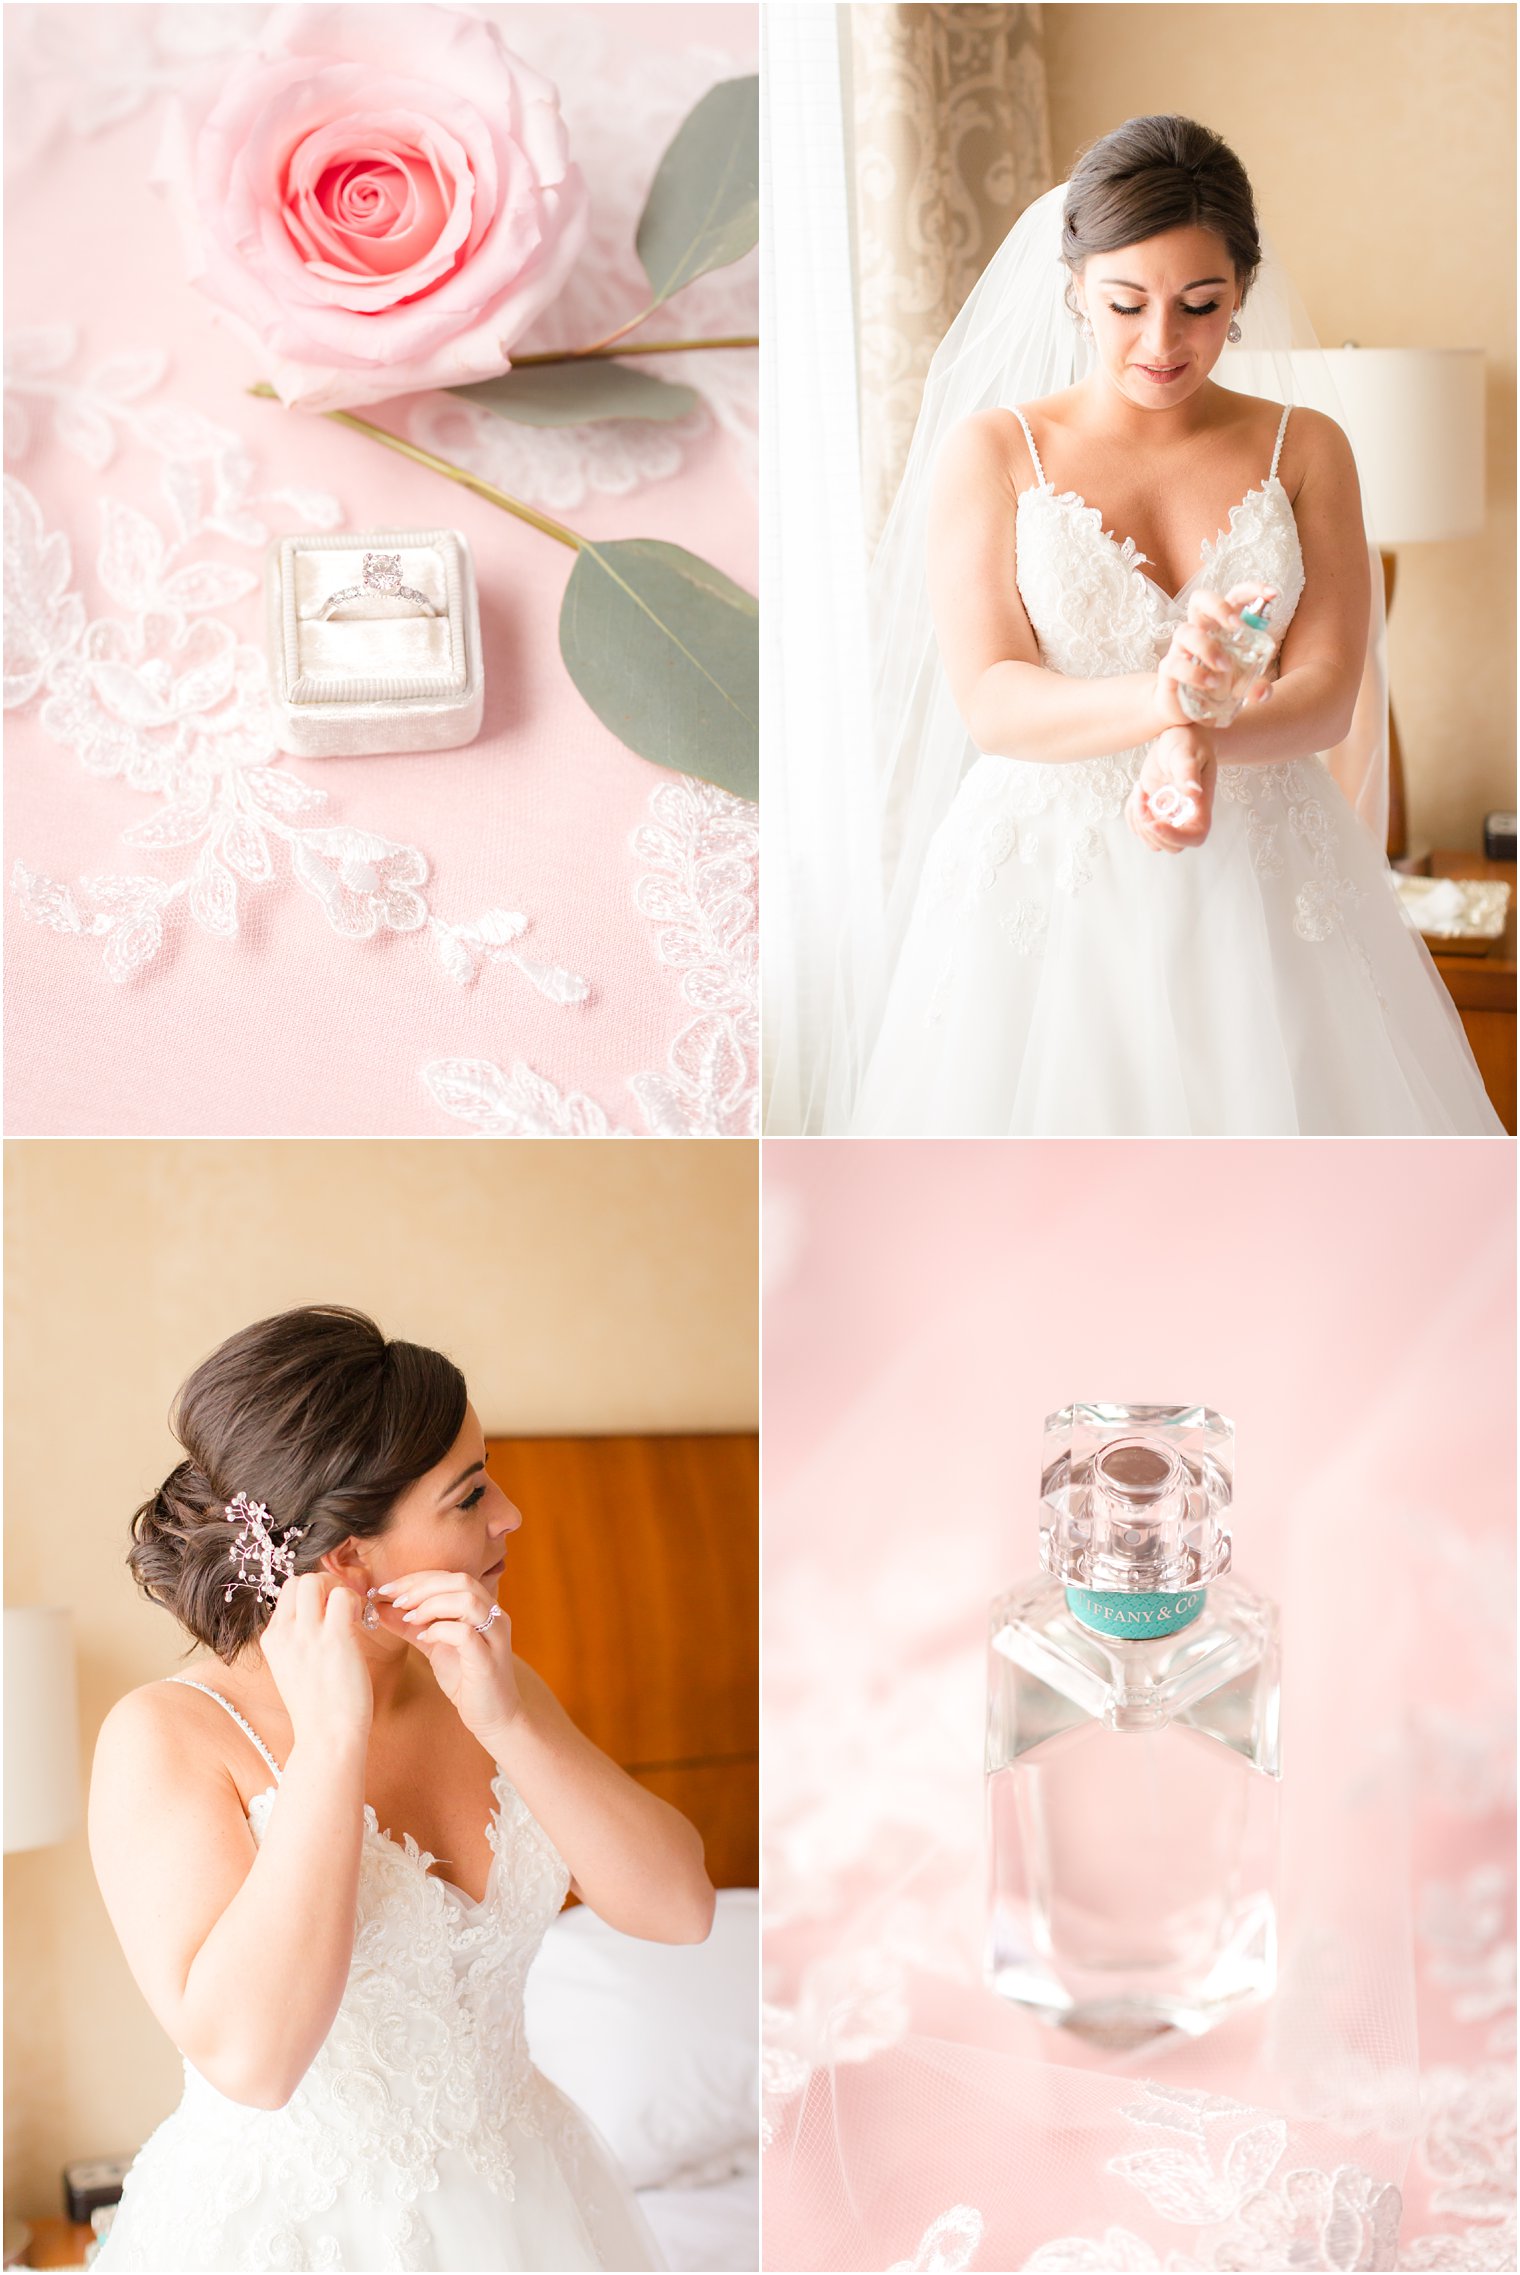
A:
[311,550,440,621]
[474,1604,503,1635]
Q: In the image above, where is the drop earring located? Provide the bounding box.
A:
[1227,315,1243,343]
[362,1588,381,1632]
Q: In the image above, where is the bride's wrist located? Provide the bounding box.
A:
[285,1729,368,1783]
[1144,675,1180,737]
[475,1698,528,1765]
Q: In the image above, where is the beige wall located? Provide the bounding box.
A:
[1043,3,1516,850]
[3,1139,757,2223]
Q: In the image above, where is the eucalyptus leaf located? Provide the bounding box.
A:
[560,539,758,802]
[450,361,698,428]
[636,75,759,308]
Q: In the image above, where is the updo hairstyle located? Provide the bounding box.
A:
[128,1306,468,1659]
[1059,114,1262,323]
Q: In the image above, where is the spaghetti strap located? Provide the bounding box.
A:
[1011,406,1047,487]
[167,1675,284,1784]
[1269,403,1291,484]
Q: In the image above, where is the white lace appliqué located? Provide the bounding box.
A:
[889,2205,985,2273]
[626,776,759,1135]
[1418,1868,1516,2058]
[2,6,262,180]
[421,776,758,1137]
[1022,2083,1403,2273]
[1399,1854,1518,2272]
[4,342,589,1009]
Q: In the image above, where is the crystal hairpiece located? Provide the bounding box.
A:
[223,1493,306,1605]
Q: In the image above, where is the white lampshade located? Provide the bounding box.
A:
[3,1606,82,1853]
[1218,346,1485,544]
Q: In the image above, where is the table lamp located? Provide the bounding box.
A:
[1220,346,1486,857]
[3,1606,83,2272]
[4,1606,82,1854]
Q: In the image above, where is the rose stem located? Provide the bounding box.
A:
[247,383,582,552]
[511,335,757,365]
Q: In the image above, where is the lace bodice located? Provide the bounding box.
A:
[1010,402,1303,689]
[121,1678,576,2270]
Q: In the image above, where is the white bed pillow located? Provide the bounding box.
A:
[524,1886,758,2190]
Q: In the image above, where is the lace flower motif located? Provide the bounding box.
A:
[421,775,760,1138]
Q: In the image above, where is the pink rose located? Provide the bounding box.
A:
[155,3,588,413]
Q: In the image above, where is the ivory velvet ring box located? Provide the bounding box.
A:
[265,527,484,757]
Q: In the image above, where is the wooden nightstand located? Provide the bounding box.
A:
[13,2216,94,2269]
[1412,850,1517,1133]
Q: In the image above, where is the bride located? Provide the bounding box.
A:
[838,114,1502,1135]
[89,1306,713,2273]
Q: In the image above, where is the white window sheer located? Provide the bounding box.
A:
[761,4,877,1133]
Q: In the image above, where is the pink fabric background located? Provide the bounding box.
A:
[4,4,757,1135]
[762,1140,1515,2272]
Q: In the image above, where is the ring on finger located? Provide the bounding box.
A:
[474,1604,503,1636]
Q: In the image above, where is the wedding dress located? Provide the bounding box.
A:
[850,402,1504,1135]
[93,1677,662,2274]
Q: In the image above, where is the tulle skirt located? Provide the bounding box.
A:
[92,2067,662,2274]
[851,752,1504,1136]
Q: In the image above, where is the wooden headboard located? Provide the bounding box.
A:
[484,1434,758,1888]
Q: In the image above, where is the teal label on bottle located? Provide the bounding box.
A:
[1065,1585,1206,1640]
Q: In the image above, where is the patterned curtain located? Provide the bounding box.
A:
[850,4,1053,545]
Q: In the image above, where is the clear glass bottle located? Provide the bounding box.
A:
[1178,599,1276,728]
[985,1403,1280,2048]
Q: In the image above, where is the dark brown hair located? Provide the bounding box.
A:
[1060,115,1261,315]
[129,1307,468,1660]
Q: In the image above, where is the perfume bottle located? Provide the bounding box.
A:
[984,1403,1280,2047]
[1178,598,1275,727]
[1147,781,1200,827]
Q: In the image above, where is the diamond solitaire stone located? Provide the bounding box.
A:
[363,552,404,593]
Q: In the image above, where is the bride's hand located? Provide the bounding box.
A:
[1154,583,1278,730]
[1128,725,1218,854]
[262,1573,374,1748]
[373,1570,521,1748]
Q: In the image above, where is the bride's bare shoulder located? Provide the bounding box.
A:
[93,1675,235,1788]
[1217,387,1342,449]
[940,406,1045,493]
[1276,401,1350,453]
[945,407,1023,456]
[1007,389,1087,474]
[1259,400,1356,499]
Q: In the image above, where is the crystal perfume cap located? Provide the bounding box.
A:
[1039,1403,1234,1594]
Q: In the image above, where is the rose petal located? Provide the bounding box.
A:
[326,159,410,237]
[280,111,467,287]
[229,95,481,310]
[285,155,418,268]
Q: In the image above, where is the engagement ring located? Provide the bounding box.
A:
[311,551,440,621]
[474,1605,503,1635]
